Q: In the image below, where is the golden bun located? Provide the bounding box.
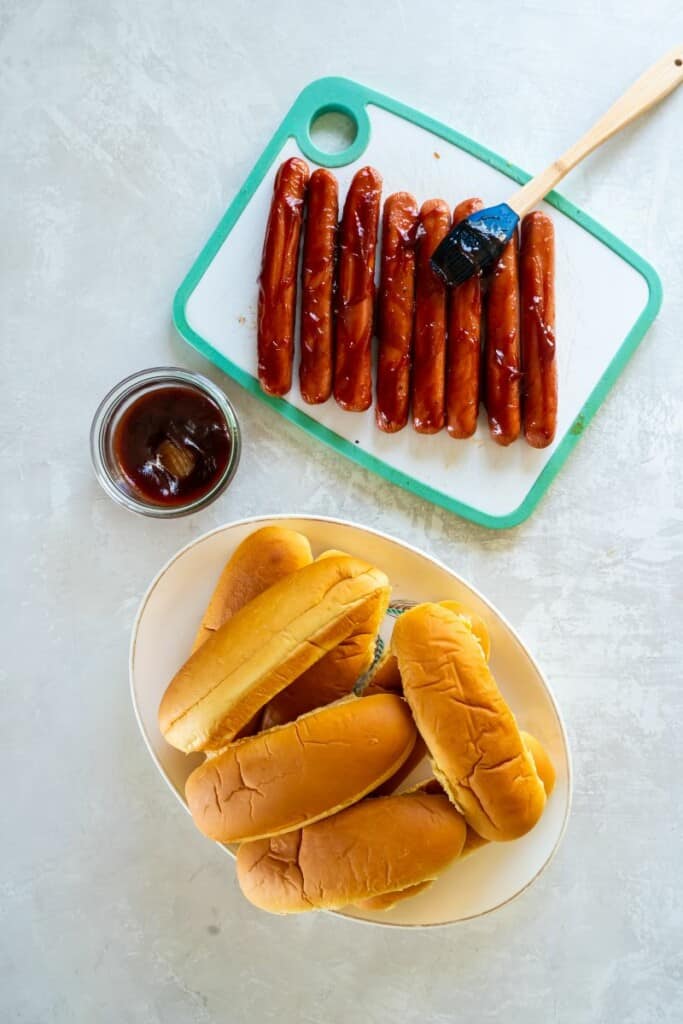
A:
[364,600,489,701]
[520,731,556,797]
[185,694,417,842]
[358,882,430,912]
[438,600,490,661]
[158,555,390,752]
[392,603,546,841]
[260,550,388,729]
[192,527,313,652]
[367,604,489,797]
[359,732,557,911]
[236,792,467,914]
[370,735,428,796]
[363,650,403,695]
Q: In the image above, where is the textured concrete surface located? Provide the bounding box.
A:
[2,2,682,1022]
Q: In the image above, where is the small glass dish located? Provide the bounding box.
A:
[90,367,241,518]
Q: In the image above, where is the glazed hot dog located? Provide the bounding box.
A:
[520,212,557,448]
[257,157,310,396]
[412,200,451,433]
[334,167,383,412]
[484,232,521,445]
[299,169,338,404]
[446,198,484,439]
[376,192,419,432]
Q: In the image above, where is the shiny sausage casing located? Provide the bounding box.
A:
[376,192,419,432]
[334,167,383,412]
[485,232,521,445]
[520,212,557,448]
[447,198,484,439]
[299,169,338,404]
[412,199,451,433]
[257,158,310,396]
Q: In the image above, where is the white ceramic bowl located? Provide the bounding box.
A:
[130,515,572,928]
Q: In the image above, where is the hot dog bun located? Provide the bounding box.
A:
[359,882,430,912]
[363,650,403,695]
[192,526,313,652]
[460,733,555,857]
[392,603,546,841]
[158,555,390,753]
[236,792,467,914]
[438,600,490,661]
[364,600,489,700]
[366,603,489,798]
[520,731,556,797]
[260,549,388,729]
[359,732,556,911]
[186,694,416,843]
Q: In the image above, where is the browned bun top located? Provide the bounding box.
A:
[363,651,403,695]
[260,583,388,730]
[520,731,556,797]
[392,603,546,842]
[158,555,390,753]
[438,600,490,661]
[370,734,428,797]
[192,526,313,652]
[357,881,432,912]
[185,694,416,843]
[236,792,467,914]
[363,600,489,702]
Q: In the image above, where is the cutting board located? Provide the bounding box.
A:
[174,76,661,528]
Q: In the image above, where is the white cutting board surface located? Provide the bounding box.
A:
[175,78,660,528]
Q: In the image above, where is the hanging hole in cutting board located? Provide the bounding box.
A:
[310,110,358,153]
[299,101,370,167]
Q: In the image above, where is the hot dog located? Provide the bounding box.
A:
[520,212,557,448]
[446,198,484,439]
[412,200,451,433]
[257,157,310,396]
[299,169,338,404]
[484,232,521,445]
[334,167,383,412]
[376,192,418,432]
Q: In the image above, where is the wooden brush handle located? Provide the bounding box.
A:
[509,46,683,217]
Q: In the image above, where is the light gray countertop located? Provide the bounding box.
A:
[2,2,681,1021]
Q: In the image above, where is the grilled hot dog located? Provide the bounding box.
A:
[299,169,338,404]
[412,200,451,433]
[334,167,383,412]
[485,232,521,445]
[447,197,484,438]
[257,157,310,396]
[376,192,418,432]
[520,212,557,448]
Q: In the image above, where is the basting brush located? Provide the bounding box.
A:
[431,47,683,286]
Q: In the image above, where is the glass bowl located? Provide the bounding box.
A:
[90,367,241,518]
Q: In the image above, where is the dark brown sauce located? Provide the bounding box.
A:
[112,386,231,506]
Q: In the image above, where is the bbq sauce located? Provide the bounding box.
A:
[112,385,231,506]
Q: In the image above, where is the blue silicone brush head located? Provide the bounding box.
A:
[430,203,520,286]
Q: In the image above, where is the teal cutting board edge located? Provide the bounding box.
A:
[173,76,663,529]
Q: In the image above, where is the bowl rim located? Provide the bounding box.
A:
[129,513,573,929]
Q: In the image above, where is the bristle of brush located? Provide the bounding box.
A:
[430,203,519,286]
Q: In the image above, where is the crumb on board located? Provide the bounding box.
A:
[237,315,246,324]
[433,151,441,159]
